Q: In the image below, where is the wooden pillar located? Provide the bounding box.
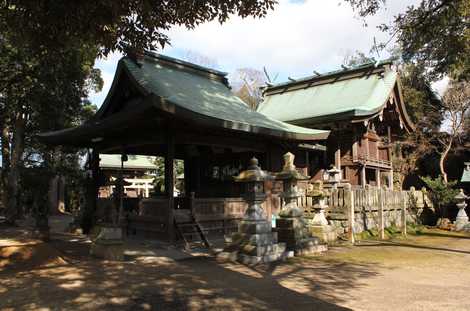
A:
[376,169,381,188]
[83,149,100,234]
[335,142,341,179]
[378,188,385,240]
[345,183,355,244]
[402,191,407,237]
[165,130,175,244]
[389,169,394,190]
[361,165,366,186]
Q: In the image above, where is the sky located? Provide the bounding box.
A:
[89,0,447,107]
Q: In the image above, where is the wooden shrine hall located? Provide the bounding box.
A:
[258,60,415,189]
[38,51,329,242]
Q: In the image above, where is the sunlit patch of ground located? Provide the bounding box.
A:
[1,226,470,310]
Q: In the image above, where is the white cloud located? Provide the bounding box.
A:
[431,77,449,97]
[90,0,419,106]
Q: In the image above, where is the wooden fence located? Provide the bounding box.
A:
[275,184,431,243]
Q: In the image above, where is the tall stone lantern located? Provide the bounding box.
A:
[454,189,469,231]
[218,157,286,264]
[275,152,327,255]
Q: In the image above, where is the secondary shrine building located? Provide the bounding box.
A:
[258,61,414,189]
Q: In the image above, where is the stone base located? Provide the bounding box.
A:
[292,237,328,256]
[219,218,287,265]
[90,239,124,261]
[217,242,288,265]
[90,226,124,261]
[308,225,338,244]
[31,227,50,242]
[454,217,469,231]
[276,215,328,257]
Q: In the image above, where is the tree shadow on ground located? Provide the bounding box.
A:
[0,230,381,311]
[412,230,470,240]
[355,240,470,255]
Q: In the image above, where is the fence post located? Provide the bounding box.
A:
[345,183,355,244]
[378,188,385,240]
[402,191,407,237]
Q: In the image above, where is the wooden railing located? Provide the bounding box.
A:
[354,155,391,168]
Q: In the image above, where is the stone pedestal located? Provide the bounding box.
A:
[306,182,337,244]
[32,215,50,242]
[225,218,287,264]
[90,226,124,261]
[275,152,327,256]
[454,189,469,231]
[218,158,286,265]
[277,210,326,255]
[308,225,337,244]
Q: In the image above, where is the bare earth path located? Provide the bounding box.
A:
[1,224,470,311]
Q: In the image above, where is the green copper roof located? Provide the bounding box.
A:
[462,163,470,183]
[119,53,328,140]
[99,154,157,170]
[258,66,399,125]
[37,52,329,147]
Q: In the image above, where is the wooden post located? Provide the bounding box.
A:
[376,169,381,188]
[402,191,407,237]
[345,183,355,244]
[361,165,366,186]
[165,130,175,244]
[378,188,385,240]
[334,139,341,172]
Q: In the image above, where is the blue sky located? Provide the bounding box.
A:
[90,0,451,107]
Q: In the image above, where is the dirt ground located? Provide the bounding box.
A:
[1,221,470,311]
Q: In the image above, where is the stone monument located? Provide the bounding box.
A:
[275,152,327,255]
[218,157,286,264]
[454,189,469,231]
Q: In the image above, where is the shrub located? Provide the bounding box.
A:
[420,176,458,218]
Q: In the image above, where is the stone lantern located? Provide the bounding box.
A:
[234,157,273,221]
[454,189,469,231]
[308,180,328,226]
[325,165,341,189]
[306,180,338,243]
[275,152,326,255]
[218,157,286,264]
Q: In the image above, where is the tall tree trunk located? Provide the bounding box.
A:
[6,113,26,223]
[439,138,453,184]
[1,124,10,215]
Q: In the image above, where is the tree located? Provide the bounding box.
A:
[0,28,102,223]
[342,50,375,67]
[230,68,267,110]
[1,0,276,224]
[437,81,470,183]
[180,49,220,69]
[346,0,470,81]
[1,1,277,57]
[421,176,458,218]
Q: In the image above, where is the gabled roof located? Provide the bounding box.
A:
[99,154,157,170]
[38,52,328,146]
[258,61,414,131]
